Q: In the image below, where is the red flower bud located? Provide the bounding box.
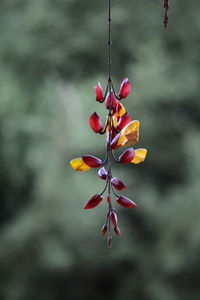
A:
[110,211,118,227]
[119,78,131,99]
[102,224,108,236]
[107,195,111,202]
[95,82,104,102]
[105,91,117,109]
[89,112,103,133]
[82,155,102,167]
[119,148,135,163]
[117,112,131,131]
[117,196,137,208]
[111,133,121,149]
[98,167,107,180]
[84,194,103,209]
[111,177,126,190]
[114,226,121,236]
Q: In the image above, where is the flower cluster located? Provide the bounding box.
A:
[70,78,147,248]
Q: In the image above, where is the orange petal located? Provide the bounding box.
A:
[131,149,147,164]
[70,158,91,171]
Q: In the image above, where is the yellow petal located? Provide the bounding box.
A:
[114,101,126,117]
[70,158,91,171]
[117,120,140,147]
[131,149,147,164]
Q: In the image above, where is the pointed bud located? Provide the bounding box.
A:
[102,224,108,236]
[84,194,103,209]
[117,112,131,131]
[117,196,137,208]
[105,91,117,109]
[98,167,107,180]
[110,211,118,227]
[119,148,135,163]
[82,155,102,167]
[95,82,104,102]
[114,226,121,236]
[119,78,131,99]
[107,195,111,202]
[89,112,103,133]
[111,133,121,149]
[111,177,126,190]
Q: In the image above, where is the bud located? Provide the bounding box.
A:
[107,195,111,202]
[82,155,102,167]
[89,112,103,133]
[117,196,137,208]
[111,132,121,149]
[84,194,103,209]
[105,91,117,109]
[110,211,118,227]
[111,177,126,190]
[102,224,108,236]
[95,82,104,102]
[98,167,107,180]
[119,148,135,163]
[117,112,131,131]
[119,78,131,99]
[114,226,121,236]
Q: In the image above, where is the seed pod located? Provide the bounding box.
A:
[102,224,108,236]
[82,155,102,167]
[84,194,103,209]
[119,148,135,163]
[117,112,131,131]
[117,196,137,208]
[89,112,103,133]
[119,78,131,99]
[111,177,126,190]
[98,167,107,180]
[95,82,104,101]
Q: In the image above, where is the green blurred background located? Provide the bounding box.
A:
[1,0,200,299]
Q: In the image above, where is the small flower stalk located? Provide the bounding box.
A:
[70,0,148,249]
[163,0,170,29]
[70,78,147,248]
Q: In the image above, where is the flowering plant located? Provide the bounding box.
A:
[70,78,147,248]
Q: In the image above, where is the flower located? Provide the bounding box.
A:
[105,91,117,109]
[119,148,135,163]
[111,177,126,190]
[70,158,91,171]
[95,82,104,102]
[89,112,103,133]
[117,196,137,208]
[84,194,103,209]
[118,78,131,99]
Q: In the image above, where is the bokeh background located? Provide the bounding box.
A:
[1,0,200,299]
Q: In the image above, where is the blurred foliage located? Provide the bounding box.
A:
[0,0,200,299]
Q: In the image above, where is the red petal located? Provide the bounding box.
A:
[102,224,108,236]
[98,167,107,180]
[117,112,131,131]
[114,226,121,236]
[89,112,103,133]
[82,155,102,167]
[119,78,131,99]
[105,91,117,109]
[117,196,137,208]
[84,194,103,209]
[110,211,118,227]
[119,148,135,163]
[111,177,126,190]
[95,82,104,101]
[111,133,121,149]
